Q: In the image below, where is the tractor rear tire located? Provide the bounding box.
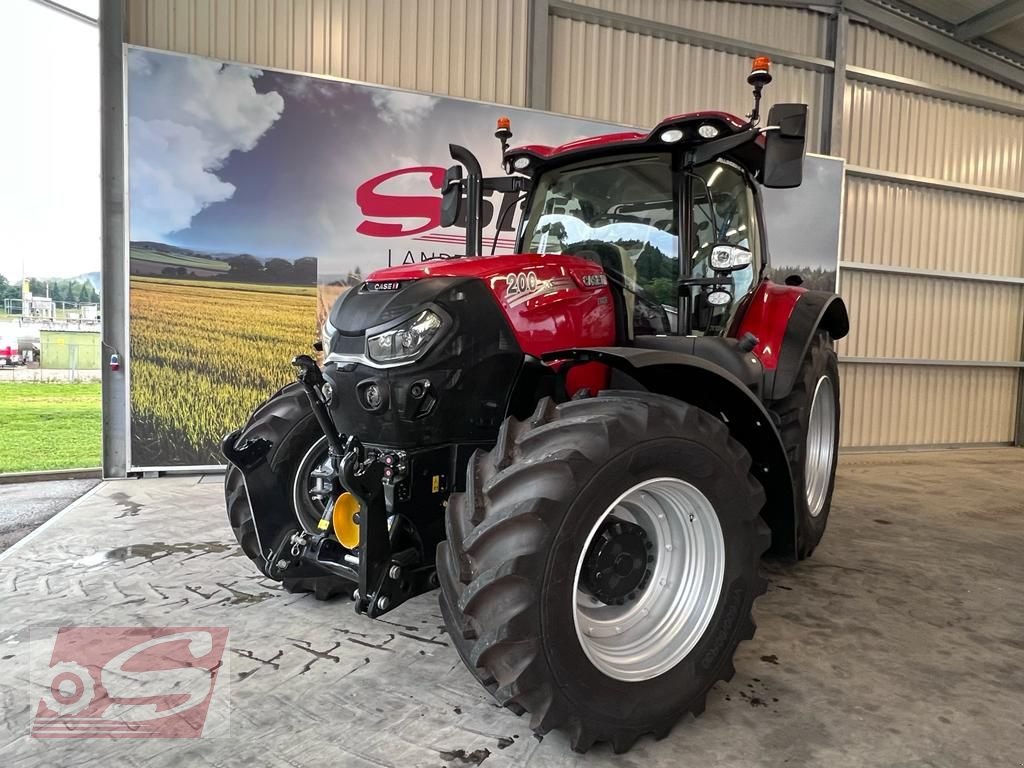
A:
[769,331,840,559]
[437,391,769,752]
[224,383,352,600]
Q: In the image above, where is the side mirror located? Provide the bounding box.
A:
[762,103,807,189]
[439,165,463,227]
[710,244,752,272]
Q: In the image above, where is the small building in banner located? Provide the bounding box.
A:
[39,329,101,370]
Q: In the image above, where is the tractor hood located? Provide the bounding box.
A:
[322,275,523,448]
[328,275,474,335]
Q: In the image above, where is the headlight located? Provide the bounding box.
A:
[321,316,337,351]
[366,309,443,363]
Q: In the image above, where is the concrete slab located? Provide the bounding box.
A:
[0,449,1022,766]
[0,478,101,551]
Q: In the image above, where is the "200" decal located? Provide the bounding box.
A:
[505,271,539,296]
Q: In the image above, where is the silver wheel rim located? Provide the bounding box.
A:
[805,375,836,518]
[572,477,726,682]
[292,436,330,533]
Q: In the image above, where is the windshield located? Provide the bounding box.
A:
[520,155,678,307]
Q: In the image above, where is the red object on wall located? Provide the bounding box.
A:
[734,280,806,370]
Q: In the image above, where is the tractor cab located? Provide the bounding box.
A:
[441,57,809,352]
[513,142,765,341]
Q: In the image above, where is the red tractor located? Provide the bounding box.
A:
[223,58,847,752]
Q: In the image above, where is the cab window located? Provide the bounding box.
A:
[688,160,761,334]
[521,155,678,336]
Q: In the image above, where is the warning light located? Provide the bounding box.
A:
[109,353,121,372]
[748,55,772,88]
[495,116,514,162]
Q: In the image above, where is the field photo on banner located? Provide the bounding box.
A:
[126,47,840,468]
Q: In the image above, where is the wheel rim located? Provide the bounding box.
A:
[805,375,836,518]
[292,436,331,533]
[572,477,726,682]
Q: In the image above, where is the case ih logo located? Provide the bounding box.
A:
[32,627,228,739]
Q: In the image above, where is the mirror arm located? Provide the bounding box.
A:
[482,176,530,194]
[689,128,758,166]
[449,144,483,257]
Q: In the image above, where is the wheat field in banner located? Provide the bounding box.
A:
[129,277,319,467]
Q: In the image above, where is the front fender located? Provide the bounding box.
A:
[542,346,798,558]
[222,429,303,572]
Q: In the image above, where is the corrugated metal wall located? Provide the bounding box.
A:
[848,24,1024,106]
[843,177,1024,275]
[124,0,1024,450]
[548,17,827,152]
[840,20,1024,449]
[570,0,830,58]
[843,82,1024,190]
[840,365,1019,447]
[126,0,530,105]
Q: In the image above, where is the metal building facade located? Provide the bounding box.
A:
[122,0,1024,451]
[126,0,531,104]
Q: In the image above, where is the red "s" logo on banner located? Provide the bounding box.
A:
[355,166,445,237]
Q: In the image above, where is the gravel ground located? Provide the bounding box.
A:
[0,479,100,551]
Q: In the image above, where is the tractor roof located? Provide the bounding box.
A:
[506,111,766,176]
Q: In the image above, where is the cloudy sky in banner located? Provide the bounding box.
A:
[126,48,613,277]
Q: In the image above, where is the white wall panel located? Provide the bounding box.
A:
[839,364,1020,448]
[848,23,1024,106]
[843,81,1024,192]
[549,17,827,151]
[571,0,829,58]
[844,177,1024,277]
[126,0,530,105]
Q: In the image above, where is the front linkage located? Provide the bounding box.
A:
[222,355,436,618]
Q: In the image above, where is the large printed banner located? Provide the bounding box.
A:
[126,46,841,469]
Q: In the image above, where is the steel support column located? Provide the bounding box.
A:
[824,10,848,155]
[527,0,551,110]
[1017,316,1024,447]
[100,0,128,478]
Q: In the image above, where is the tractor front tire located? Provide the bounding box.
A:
[224,383,351,600]
[770,331,841,559]
[437,391,769,752]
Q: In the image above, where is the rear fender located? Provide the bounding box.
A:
[543,347,798,558]
[766,291,849,401]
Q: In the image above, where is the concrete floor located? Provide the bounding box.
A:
[0,479,101,551]
[0,449,1022,767]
